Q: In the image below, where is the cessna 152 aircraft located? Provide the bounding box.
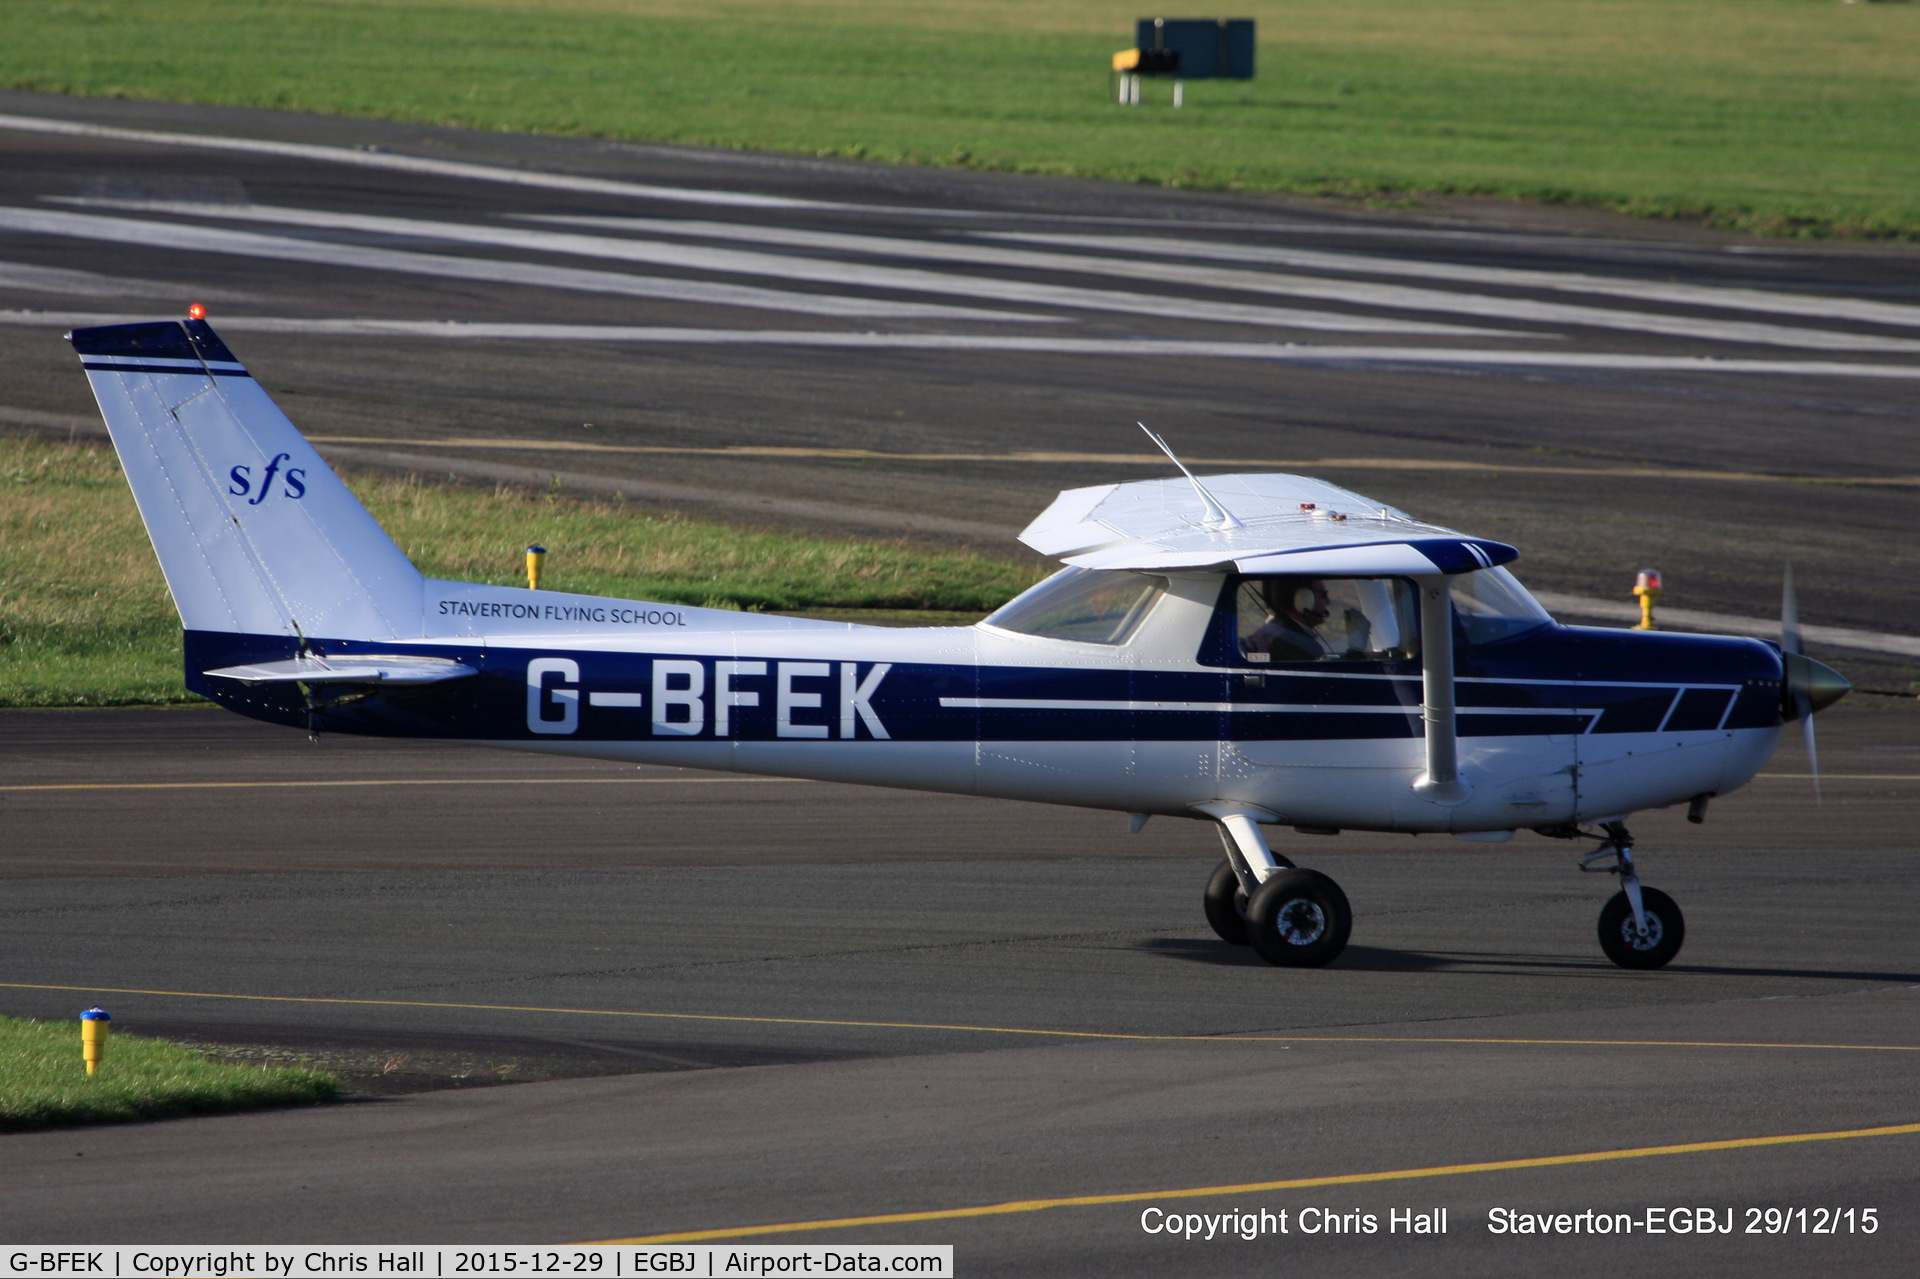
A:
[70,316,1850,970]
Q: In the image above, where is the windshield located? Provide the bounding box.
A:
[984,568,1168,645]
[1451,567,1553,645]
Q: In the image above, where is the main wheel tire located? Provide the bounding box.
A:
[1204,859,1252,946]
[1247,869,1352,968]
[1597,887,1685,970]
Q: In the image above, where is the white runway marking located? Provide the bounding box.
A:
[993,231,1920,332]
[0,111,850,212]
[0,259,249,301]
[0,206,1035,322]
[0,111,1679,241]
[7,311,1918,380]
[48,200,1520,337]
[535,216,1920,353]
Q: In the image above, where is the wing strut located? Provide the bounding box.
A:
[1413,576,1472,804]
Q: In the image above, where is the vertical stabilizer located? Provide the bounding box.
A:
[69,319,424,640]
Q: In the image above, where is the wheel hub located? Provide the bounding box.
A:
[1619,913,1664,951]
[1274,897,1327,946]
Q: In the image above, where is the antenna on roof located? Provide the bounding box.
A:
[1138,422,1243,530]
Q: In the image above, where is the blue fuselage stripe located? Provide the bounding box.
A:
[181,627,1784,744]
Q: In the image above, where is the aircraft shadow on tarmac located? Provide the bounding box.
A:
[1137,939,1920,983]
[1658,962,1920,983]
[1137,938,1617,972]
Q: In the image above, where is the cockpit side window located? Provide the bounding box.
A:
[983,567,1169,645]
[1234,576,1420,664]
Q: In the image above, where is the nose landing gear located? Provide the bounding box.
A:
[1583,821,1686,969]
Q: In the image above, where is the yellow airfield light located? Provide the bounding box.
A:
[80,1006,110,1075]
[1633,568,1663,630]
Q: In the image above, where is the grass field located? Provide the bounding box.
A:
[0,1014,337,1130]
[0,434,1034,707]
[4,1,1918,237]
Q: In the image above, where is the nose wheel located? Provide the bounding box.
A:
[1584,822,1686,970]
[1598,886,1685,969]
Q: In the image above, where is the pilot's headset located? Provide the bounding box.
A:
[1258,577,1297,613]
[1260,578,1324,620]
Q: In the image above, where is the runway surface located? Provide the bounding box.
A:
[2,700,1918,1272]
[1,93,1918,1271]
[0,90,1917,686]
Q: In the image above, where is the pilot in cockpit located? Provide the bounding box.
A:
[1245,577,1334,661]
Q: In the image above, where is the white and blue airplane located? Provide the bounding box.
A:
[70,315,1850,970]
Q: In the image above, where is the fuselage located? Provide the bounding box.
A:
[186,571,1787,836]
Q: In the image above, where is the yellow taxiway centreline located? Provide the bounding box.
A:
[593,1121,1920,1244]
[1,982,1914,1054]
[0,776,798,793]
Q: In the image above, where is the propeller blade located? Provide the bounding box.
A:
[1781,562,1829,803]
[1781,562,1802,657]
[1802,710,1822,805]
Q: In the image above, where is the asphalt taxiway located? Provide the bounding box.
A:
[2,93,1918,1272]
[2,701,1917,1272]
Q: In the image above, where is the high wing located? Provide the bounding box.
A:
[1020,474,1518,576]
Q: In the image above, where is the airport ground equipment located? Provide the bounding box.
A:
[1114,18,1254,107]
[67,315,1848,970]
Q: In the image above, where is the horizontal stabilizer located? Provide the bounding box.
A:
[202,654,478,686]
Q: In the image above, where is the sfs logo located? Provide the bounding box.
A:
[228,452,307,504]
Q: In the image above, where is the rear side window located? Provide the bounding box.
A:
[985,568,1168,645]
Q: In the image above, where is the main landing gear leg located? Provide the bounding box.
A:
[1204,819,1290,946]
[1201,812,1351,967]
[1583,821,1686,970]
